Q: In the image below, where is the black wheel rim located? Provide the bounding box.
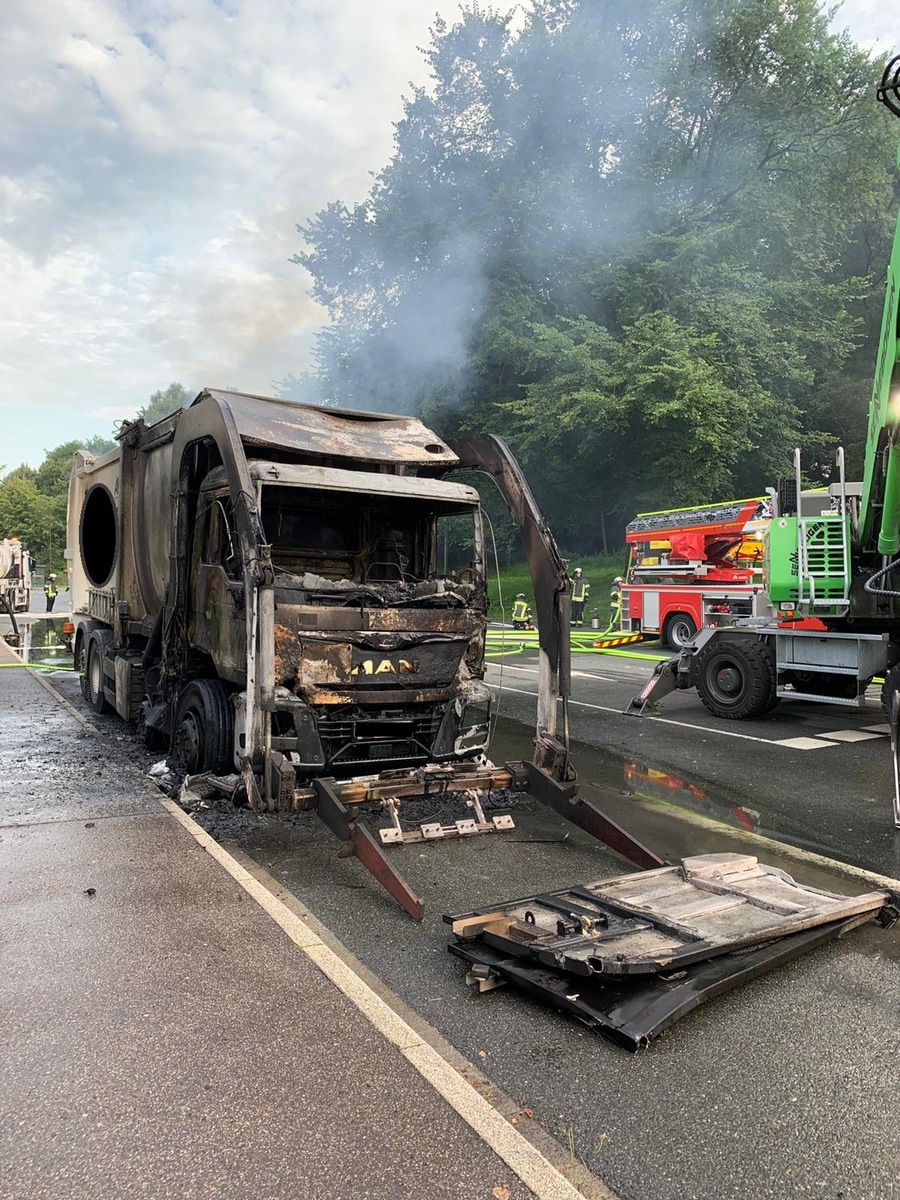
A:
[175,712,202,774]
[708,659,745,703]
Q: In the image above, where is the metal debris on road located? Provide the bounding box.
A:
[445,853,898,1049]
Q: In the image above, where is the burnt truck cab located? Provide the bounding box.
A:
[67,390,560,802]
[68,389,670,919]
[188,460,492,778]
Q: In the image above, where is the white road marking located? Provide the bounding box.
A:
[489,664,631,684]
[24,661,608,1200]
[816,729,885,743]
[487,682,820,747]
[159,799,594,1200]
[773,736,837,751]
[628,793,900,894]
[489,668,887,751]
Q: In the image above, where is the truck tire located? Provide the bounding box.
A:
[663,613,697,651]
[76,632,89,702]
[172,679,233,775]
[882,664,900,719]
[786,670,861,701]
[85,636,112,714]
[696,638,777,720]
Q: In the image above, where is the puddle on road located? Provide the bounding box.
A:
[2,617,74,670]
[486,716,900,959]
[490,715,896,878]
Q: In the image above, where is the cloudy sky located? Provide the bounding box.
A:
[1,0,894,467]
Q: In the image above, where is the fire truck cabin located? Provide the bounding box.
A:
[619,498,774,649]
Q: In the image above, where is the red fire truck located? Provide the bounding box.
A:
[618,498,774,648]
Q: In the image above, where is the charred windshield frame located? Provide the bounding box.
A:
[256,480,485,595]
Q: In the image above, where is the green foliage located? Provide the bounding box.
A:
[137,382,190,426]
[297,0,900,552]
[0,469,59,569]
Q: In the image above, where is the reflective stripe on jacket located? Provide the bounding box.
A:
[571,577,589,602]
[512,600,530,622]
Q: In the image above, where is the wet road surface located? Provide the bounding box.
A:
[1,638,548,1200]
[30,634,900,1200]
[487,645,900,880]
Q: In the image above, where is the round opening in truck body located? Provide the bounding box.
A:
[80,483,118,587]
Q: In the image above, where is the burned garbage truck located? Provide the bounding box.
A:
[68,390,651,916]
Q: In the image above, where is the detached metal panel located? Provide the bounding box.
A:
[446,853,889,977]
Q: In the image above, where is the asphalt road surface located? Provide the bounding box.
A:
[19,626,900,1200]
[485,642,900,880]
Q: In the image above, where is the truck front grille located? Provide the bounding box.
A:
[320,707,444,771]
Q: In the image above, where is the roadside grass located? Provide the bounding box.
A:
[486,552,626,622]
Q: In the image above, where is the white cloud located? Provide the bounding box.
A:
[831,0,895,50]
[0,0,895,466]
[0,0,508,463]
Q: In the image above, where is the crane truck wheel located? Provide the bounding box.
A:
[785,671,861,701]
[695,638,777,720]
[662,613,697,650]
[881,664,900,719]
[171,679,234,775]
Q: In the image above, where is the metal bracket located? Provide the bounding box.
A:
[625,656,680,716]
[376,790,516,846]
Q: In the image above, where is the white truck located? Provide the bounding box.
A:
[0,538,33,613]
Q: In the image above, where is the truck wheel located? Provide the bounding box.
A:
[86,638,112,714]
[882,664,900,718]
[663,613,697,650]
[786,671,860,700]
[76,633,90,702]
[696,639,776,720]
[172,679,233,775]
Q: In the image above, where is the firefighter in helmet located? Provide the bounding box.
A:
[609,576,625,632]
[570,568,590,626]
[512,593,533,630]
[44,573,58,613]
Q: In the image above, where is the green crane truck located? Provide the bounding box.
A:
[629,60,900,736]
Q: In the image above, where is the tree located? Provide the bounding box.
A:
[137,382,190,426]
[34,438,112,498]
[296,0,899,549]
